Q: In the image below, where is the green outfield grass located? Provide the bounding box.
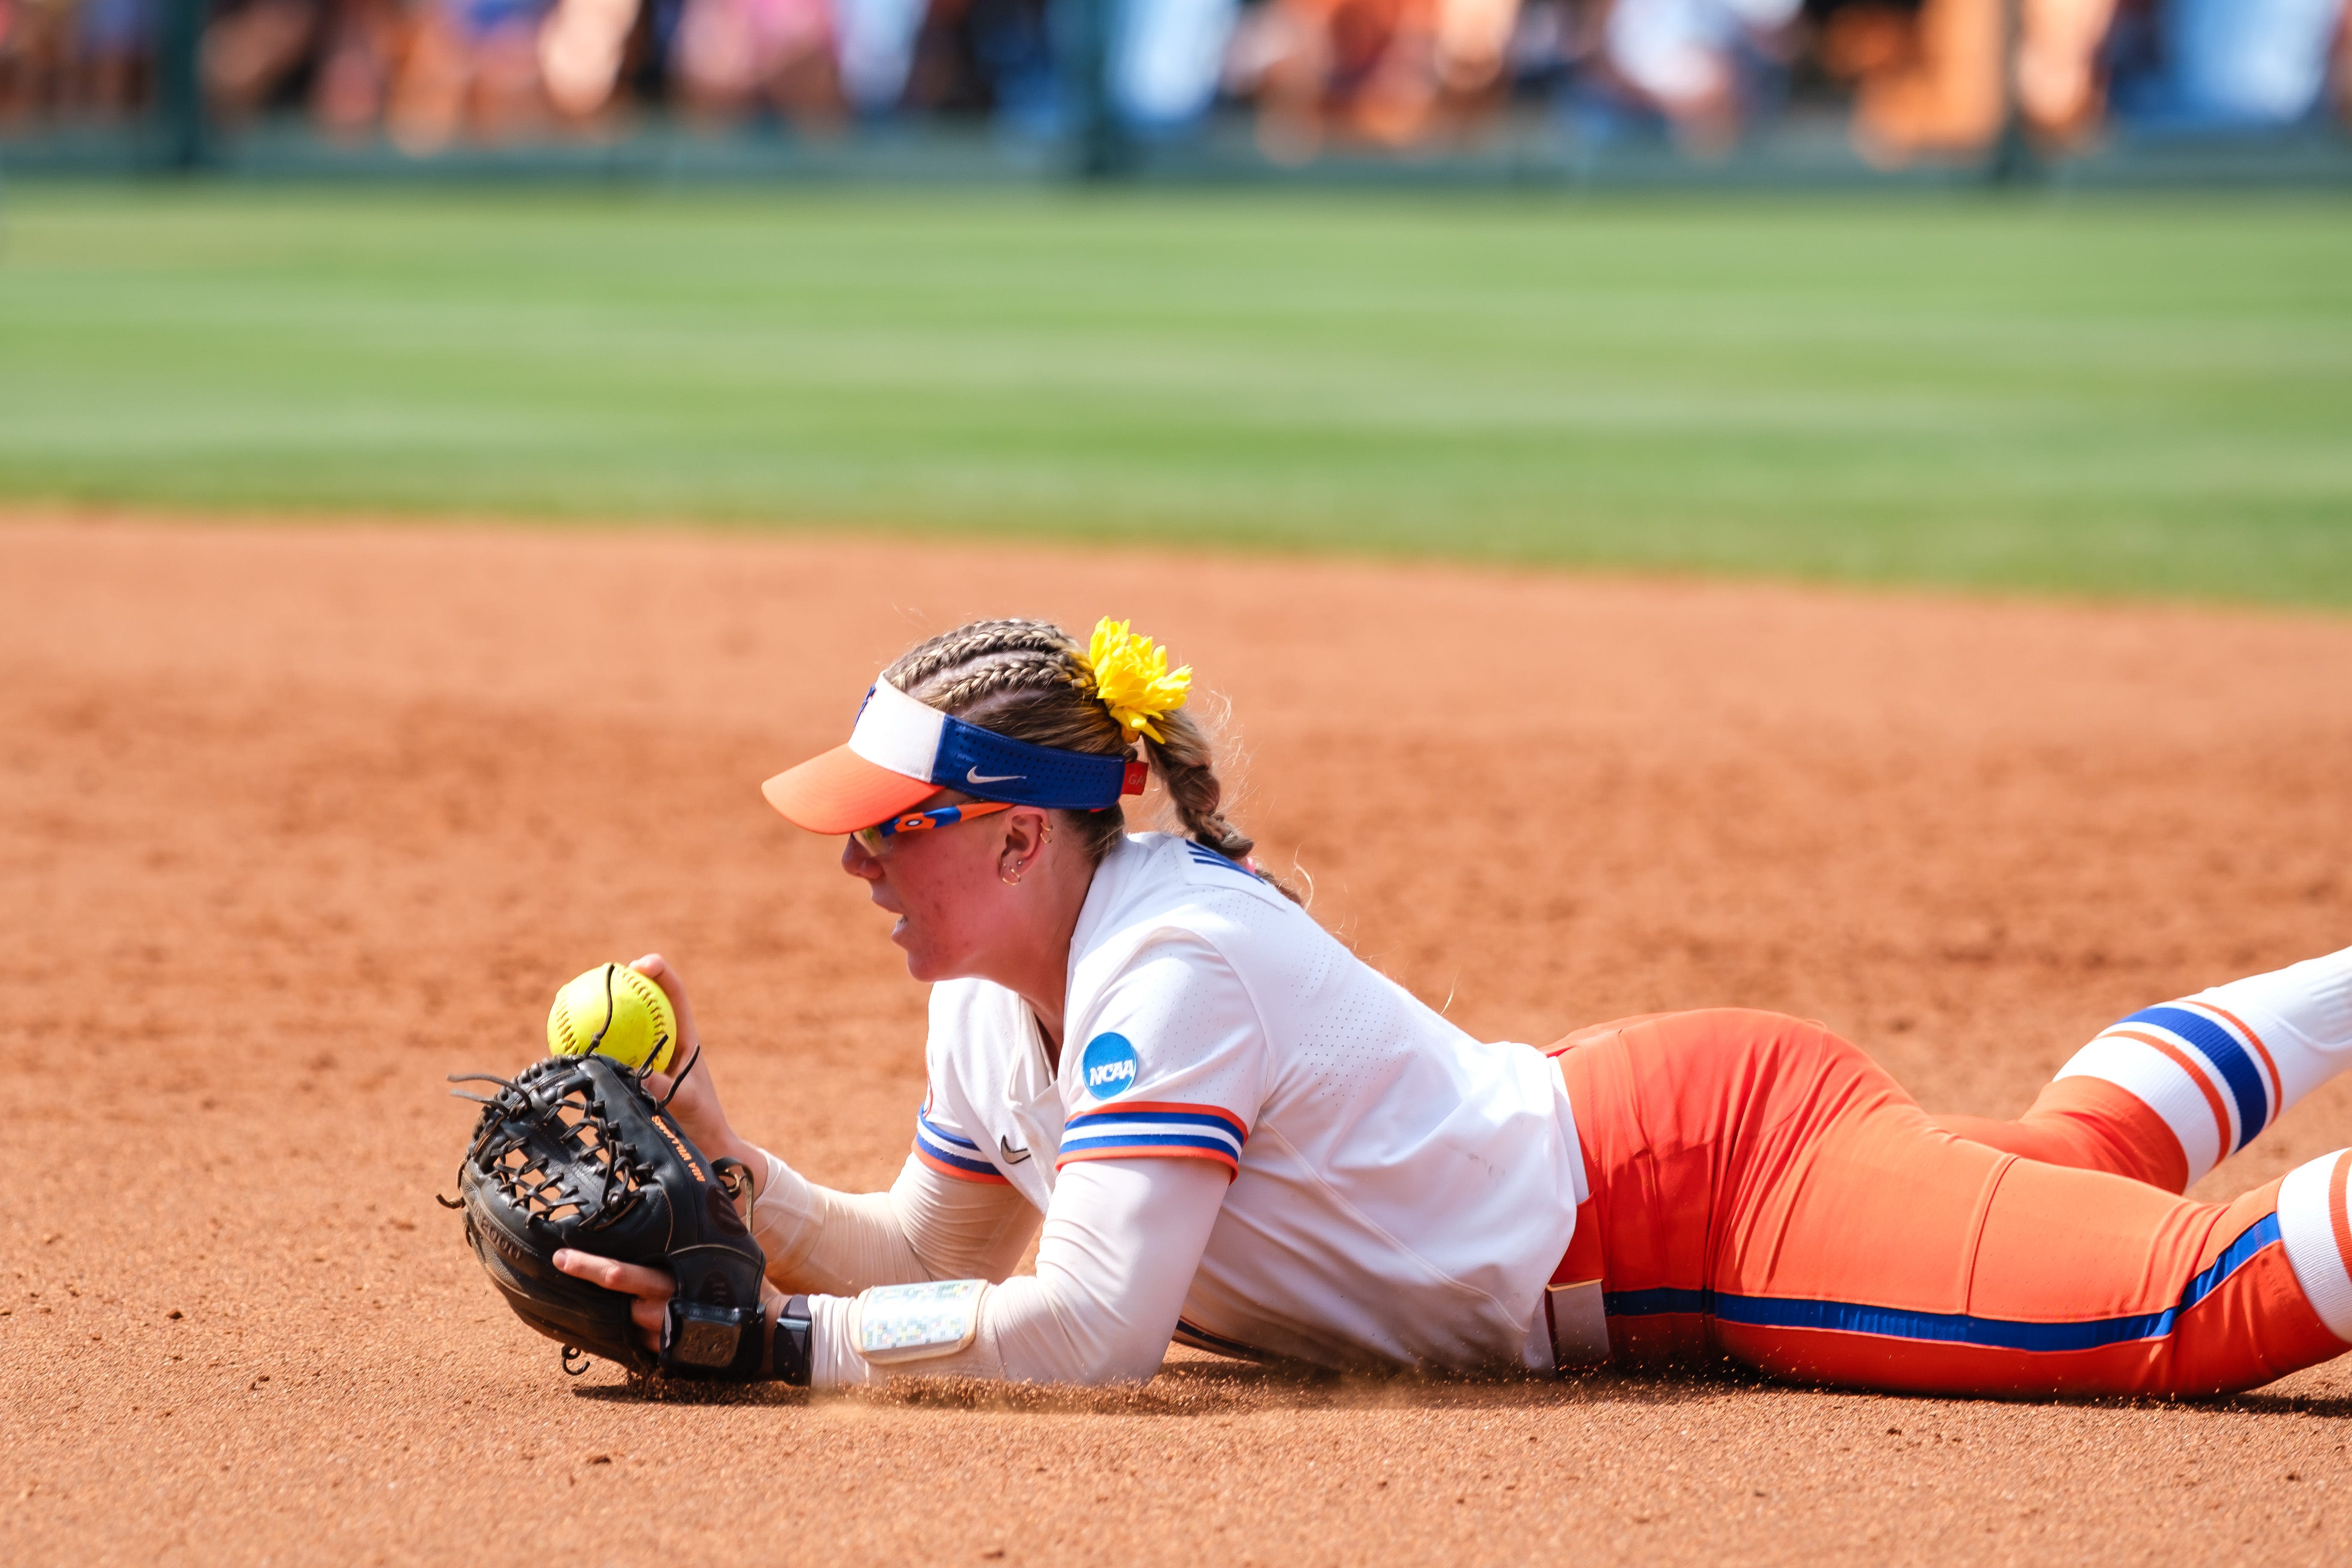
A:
[3,184,2349,604]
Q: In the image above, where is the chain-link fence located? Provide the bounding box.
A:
[3,0,2347,178]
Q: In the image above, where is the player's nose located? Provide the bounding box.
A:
[840,836,885,882]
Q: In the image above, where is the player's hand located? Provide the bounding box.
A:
[628,953,765,1193]
[554,1250,672,1352]
[552,1252,790,1357]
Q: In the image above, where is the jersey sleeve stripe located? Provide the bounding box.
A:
[1066,1101,1250,1139]
[915,1102,1004,1181]
[1063,1127,1242,1152]
[1062,1106,1249,1171]
[917,1110,982,1151]
[1059,1093,1248,1176]
[1057,1136,1241,1176]
[914,1138,1013,1184]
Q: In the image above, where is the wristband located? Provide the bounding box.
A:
[771,1294,814,1386]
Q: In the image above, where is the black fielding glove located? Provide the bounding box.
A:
[448,1052,769,1380]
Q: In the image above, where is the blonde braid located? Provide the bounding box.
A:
[1142,709,1304,905]
[885,620,1074,697]
[924,649,1100,724]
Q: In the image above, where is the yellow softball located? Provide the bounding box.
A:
[546,962,677,1075]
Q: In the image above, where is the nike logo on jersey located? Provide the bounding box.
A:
[998,1136,1032,1165]
[967,767,1024,785]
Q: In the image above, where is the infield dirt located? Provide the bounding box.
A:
[3,516,2348,1567]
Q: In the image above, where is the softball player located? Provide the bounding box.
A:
[558,616,2352,1395]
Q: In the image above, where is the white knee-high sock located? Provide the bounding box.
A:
[2056,944,2352,1186]
[2276,1149,2352,1345]
[2190,946,2352,1106]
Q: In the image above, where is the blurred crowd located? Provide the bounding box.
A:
[3,0,2347,158]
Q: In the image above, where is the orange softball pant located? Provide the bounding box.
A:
[1552,1010,2348,1397]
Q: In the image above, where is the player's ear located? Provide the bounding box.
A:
[997,808,1052,885]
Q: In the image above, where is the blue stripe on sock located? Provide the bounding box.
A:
[1604,1215,2281,1353]
[2123,1005,2273,1150]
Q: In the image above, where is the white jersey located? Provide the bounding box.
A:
[910,832,1585,1371]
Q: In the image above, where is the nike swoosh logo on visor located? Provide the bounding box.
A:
[999,1137,1032,1164]
[968,768,1025,785]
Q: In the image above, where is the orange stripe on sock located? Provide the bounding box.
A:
[2329,1152,2352,1276]
[2185,999,2284,1119]
[2110,1027,2234,1155]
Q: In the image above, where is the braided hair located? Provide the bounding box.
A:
[881,618,1301,903]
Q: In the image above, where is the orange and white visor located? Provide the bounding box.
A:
[762,677,1146,835]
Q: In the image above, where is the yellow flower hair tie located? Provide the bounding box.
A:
[1077,617,1191,744]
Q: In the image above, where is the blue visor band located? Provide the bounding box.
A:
[848,679,1146,811]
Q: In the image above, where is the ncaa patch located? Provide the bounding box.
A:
[1080,1032,1140,1101]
